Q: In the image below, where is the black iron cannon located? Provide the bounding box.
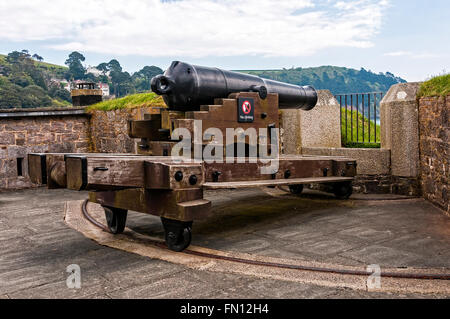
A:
[151,61,318,111]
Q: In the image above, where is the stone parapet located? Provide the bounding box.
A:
[380,82,421,177]
[302,147,391,176]
[353,175,420,196]
[281,90,341,154]
[88,106,162,153]
[0,109,90,190]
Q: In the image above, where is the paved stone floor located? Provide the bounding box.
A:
[0,187,449,299]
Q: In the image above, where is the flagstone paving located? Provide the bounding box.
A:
[0,187,448,299]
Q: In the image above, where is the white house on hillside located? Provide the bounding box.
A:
[86,66,110,77]
[98,83,110,96]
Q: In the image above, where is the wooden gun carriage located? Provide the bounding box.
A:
[27,62,356,252]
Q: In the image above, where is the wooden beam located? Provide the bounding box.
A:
[137,141,178,156]
[66,156,145,190]
[27,152,152,187]
[65,155,202,191]
[144,161,203,189]
[66,156,87,190]
[89,188,210,221]
[47,154,67,189]
[63,154,356,191]
[128,114,169,141]
[202,156,357,183]
[203,176,354,189]
[28,154,47,185]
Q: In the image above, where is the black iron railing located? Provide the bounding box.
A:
[335,92,384,146]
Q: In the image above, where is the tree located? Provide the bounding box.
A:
[84,72,97,82]
[32,54,43,62]
[97,62,109,72]
[8,72,34,87]
[108,59,122,73]
[136,66,163,79]
[65,51,86,80]
[132,65,163,91]
[0,65,9,76]
[48,83,71,102]
[21,85,52,108]
[5,50,47,91]
[0,83,22,108]
[21,49,31,59]
[97,74,109,83]
[6,51,24,64]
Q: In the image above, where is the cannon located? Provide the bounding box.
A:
[151,61,318,111]
[27,62,356,252]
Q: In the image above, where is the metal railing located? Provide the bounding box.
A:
[335,92,384,146]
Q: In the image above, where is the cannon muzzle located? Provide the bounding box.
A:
[151,61,318,111]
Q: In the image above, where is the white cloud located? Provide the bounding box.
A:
[384,51,412,57]
[0,0,389,58]
[384,51,441,59]
[412,53,441,59]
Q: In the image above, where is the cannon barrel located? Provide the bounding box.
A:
[151,61,318,111]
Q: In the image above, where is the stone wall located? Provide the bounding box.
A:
[0,108,90,189]
[89,107,161,153]
[281,90,341,154]
[302,147,391,175]
[353,175,420,196]
[300,146,420,195]
[418,96,449,213]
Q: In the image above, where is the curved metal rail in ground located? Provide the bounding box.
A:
[81,199,450,281]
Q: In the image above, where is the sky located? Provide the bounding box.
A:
[0,0,448,81]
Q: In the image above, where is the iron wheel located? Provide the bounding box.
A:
[289,184,304,195]
[161,217,193,252]
[332,182,353,200]
[103,206,128,234]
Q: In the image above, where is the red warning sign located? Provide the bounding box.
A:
[238,97,254,123]
[242,100,252,114]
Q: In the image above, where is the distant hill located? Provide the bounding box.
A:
[0,50,407,109]
[238,66,406,95]
[0,50,165,109]
[0,52,72,109]
[0,54,67,78]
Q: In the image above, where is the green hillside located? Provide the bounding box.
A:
[340,108,381,148]
[0,51,72,109]
[239,66,406,95]
[0,53,67,78]
[0,50,166,109]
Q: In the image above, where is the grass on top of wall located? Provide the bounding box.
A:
[87,92,166,111]
[418,74,450,98]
